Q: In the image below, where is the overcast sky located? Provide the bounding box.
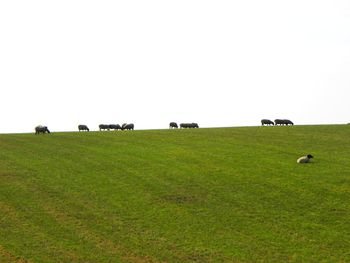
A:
[1,0,349,133]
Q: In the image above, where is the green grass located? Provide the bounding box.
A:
[0,125,349,262]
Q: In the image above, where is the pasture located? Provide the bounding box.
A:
[0,125,349,262]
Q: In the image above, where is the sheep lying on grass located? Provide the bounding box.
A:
[297,154,313,163]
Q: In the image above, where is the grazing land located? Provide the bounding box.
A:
[0,125,349,262]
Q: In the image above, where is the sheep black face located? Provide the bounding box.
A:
[297,154,314,163]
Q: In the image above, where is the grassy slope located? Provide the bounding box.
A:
[0,125,349,262]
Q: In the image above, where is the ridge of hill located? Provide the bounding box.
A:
[0,125,349,262]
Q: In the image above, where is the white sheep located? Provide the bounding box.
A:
[297,154,313,163]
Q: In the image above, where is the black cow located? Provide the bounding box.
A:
[99,124,110,131]
[284,119,294,125]
[180,123,199,128]
[121,123,134,130]
[109,124,121,130]
[274,119,284,125]
[180,123,190,128]
[78,124,89,131]
[261,119,274,126]
[169,122,178,129]
[35,125,50,134]
[274,119,294,126]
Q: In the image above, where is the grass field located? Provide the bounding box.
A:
[0,125,349,262]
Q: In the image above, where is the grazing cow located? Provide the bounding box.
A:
[180,123,199,128]
[78,125,89,131]
[274,119,294,126]
[284,119,294,125]
[261,119,274,126]
[297,154,313,164]
[121,123,134,130]
[35,125,50,134]
[169,122,178,129]
[99,124,110,131]
[274,119,285,126]
[109,124,121,130]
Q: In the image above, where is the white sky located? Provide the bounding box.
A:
[1,0,350,133]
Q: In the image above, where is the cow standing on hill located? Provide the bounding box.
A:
[274,119,294,126]
[284,119,294,125]
[169,122,178,129]
[109,124,121,130]
[274,119,284,125]
[99,124,110,131]
[180,123,199,128]
[261,119,274,126]
[78,125,89,131]
[35,125,50,134]
[121,123,134,130]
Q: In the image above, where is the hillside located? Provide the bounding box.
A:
[0,125,349,262]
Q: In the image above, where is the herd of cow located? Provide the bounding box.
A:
[34,122,199,134]
[34,119,293,134]
[169,122,199,129]
[261,119,294,126]
[34,123,135,134]
[96,123,134,131]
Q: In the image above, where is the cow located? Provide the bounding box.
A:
[180,123,199,128]
[284,119,294,125]
[109,124,121,130]
[78,125,89,131]
[121,123,134,130]
[169,122,178,129]
[192,123,199,128]
[35,125,50,134]
[274,119,294,126]
[261,119,274,126]
[274,119,285,126]
[99,124,110,131]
